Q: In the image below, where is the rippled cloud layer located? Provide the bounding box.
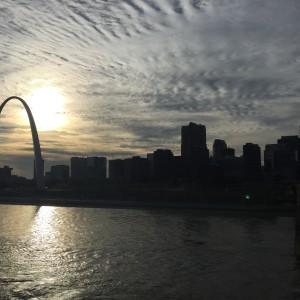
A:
[1,0,300,176]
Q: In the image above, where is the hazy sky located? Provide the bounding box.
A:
[1,0,300,178]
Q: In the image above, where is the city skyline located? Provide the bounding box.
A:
[1,118,298,181]
[1,0,300,178]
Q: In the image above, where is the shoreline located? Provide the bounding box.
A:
[0,197,296,214]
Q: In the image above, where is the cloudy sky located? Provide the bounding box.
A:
[1,0,300,178]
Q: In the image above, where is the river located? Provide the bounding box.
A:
[0,204,299,299]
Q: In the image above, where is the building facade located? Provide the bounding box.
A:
[243,143,261,180]
[181,122,207,157]
[181,122,209,179]
[212,139,227,163]
[71,156,107,183]
[50,165,69,183]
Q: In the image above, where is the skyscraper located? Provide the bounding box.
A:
[70,157,87,183]
[264,143,298,180]
[243,143,261,180]
[277,136,300,156]
[109,159,124,181]
[50,165,69,183]
[213,139,227,162]
[87,156,107,180]
[277,135,300,179]
[71,156,107,183]
[123,156,150,183]
[153,149,174,181]
[181,122,209,179]
[181,122,206,157]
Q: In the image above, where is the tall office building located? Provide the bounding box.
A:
[71,156,107,183]
[213,139,227,162]
[277,135,300,156]
[243,143,261,180]
[181,122,209,179]
[264,144,281,171]
[152,149,174,181]
[87,156,107,180]
[223,147,235,157]
[71,157,87,183]
[50,165,69,183]
[109,157,150,183]
[181,122,207,157]
[277,135,300,173]
[123,156,150,183]
[264,143,297,180]
[109,159,124,181]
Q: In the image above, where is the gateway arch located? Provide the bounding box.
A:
[0,96,45,189]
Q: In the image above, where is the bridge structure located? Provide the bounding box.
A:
[0,96,45,189]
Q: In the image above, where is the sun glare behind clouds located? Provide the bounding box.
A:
[22,87,67,131]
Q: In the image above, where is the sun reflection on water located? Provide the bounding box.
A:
[31,206,56,238]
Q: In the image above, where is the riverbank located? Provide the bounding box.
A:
[0,181,297,213]
[0,196,296,214]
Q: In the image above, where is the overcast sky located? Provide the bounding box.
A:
[1,0,300,178]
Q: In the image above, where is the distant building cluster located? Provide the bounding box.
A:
[0,165,27,188]
[2,122,300,187]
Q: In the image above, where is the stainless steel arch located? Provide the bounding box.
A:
[0,96,45,189]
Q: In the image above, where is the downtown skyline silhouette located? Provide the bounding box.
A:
[1,0,300,178]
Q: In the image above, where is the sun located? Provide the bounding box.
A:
[21,87,67,131]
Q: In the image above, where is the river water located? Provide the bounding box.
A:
[0,204,299,299]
